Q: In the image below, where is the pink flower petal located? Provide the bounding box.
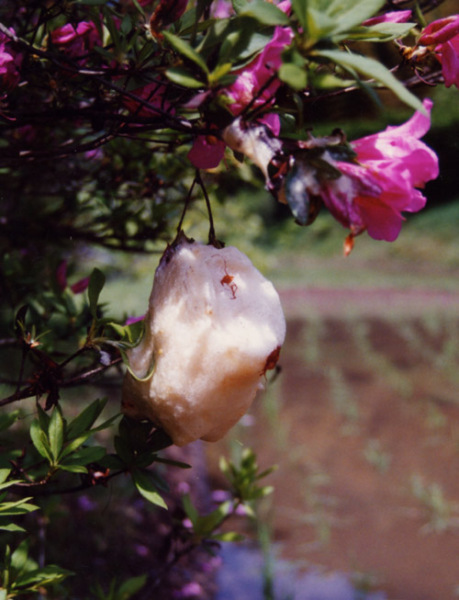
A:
[363,10,412,26]
[188,135,226,169]
[440,36,459,88]
[318,99,438,242]
[418,15,459,46]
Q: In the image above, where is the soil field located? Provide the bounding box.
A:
[207,286,459,600]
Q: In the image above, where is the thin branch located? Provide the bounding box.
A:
[0,355,123,408]
[175,174,198,238]
[195,170,218,246]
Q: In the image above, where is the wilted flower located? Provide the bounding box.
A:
[275,99,438,250]
[417,15,459,88]
[149,0,188,38]
[326,98,439,244]
[223,117,283,177]
[122,237,286,446]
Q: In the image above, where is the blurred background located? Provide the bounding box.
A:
[1,12,458,595]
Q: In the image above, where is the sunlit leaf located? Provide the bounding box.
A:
[13,565,73,589]
[132,469,167,509]
[213,531,246,542]
[66,398,107,440]
[163,31,209,74]
[29,420,53,463]
[118,574,148,599]
[48,406,64,462]
[346,22,414,42]
[238,1,290,26]
[0,498,39,516]
[195,501,232,536]
[279,63,307,90]
[166,67,205,89]
[316,49,424,112]
[0,522,26,533]
[57,464,88,474]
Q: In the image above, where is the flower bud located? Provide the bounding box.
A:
[122,238,286,446]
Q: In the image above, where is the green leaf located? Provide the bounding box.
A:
[291,0,308,29]
[213,531,246,542]
[208,62,233,86]
[293,0,385,40]
[13,565,73,589]
[120,14,132,36]
[0,411,19,433]
[37,404,50,432]
[0,498,39,516]
[0,469,10,485]
[165,67,204,89]
[57,464,88,474]
[88,268,106,318]
[132,469,167,509]
[114,435,132,467]
[238,1,290,26]
[232,0,249,14]
[279,63,307,90]
[103,10,120,49]
[66,398,107,440]
[59,433,92,460]
[61,445,106,466]
[29,420,53,463]
[48,406,64,463]
[117,574,147,600]
[194,501,232,537]
[10,539,30,573]
[0,479,23,492]
[162,31,209,75]
[154,456,191,469]
[182,493,199,525]
[347,22,414,42]
[316,49,424,112]
[324,0,385,35]
[0,522,26,533]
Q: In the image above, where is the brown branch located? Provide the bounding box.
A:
[0,355,123,408]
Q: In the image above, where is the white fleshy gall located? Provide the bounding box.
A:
[121,238,286,446]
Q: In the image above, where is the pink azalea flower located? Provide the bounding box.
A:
[124,315,145,326]
[417,15,459,88]
[224,26,293,117]
[363,10,412,26]
[0,29,21,89]
[321,99,439,243]
[56,261,90,294]
[50,21,100,59]
[190,18,292,170]
[418,15,459,45]
[211,0,234,18]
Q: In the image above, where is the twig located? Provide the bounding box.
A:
[195,170,217,245]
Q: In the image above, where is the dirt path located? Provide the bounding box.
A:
[207,287,459,599]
